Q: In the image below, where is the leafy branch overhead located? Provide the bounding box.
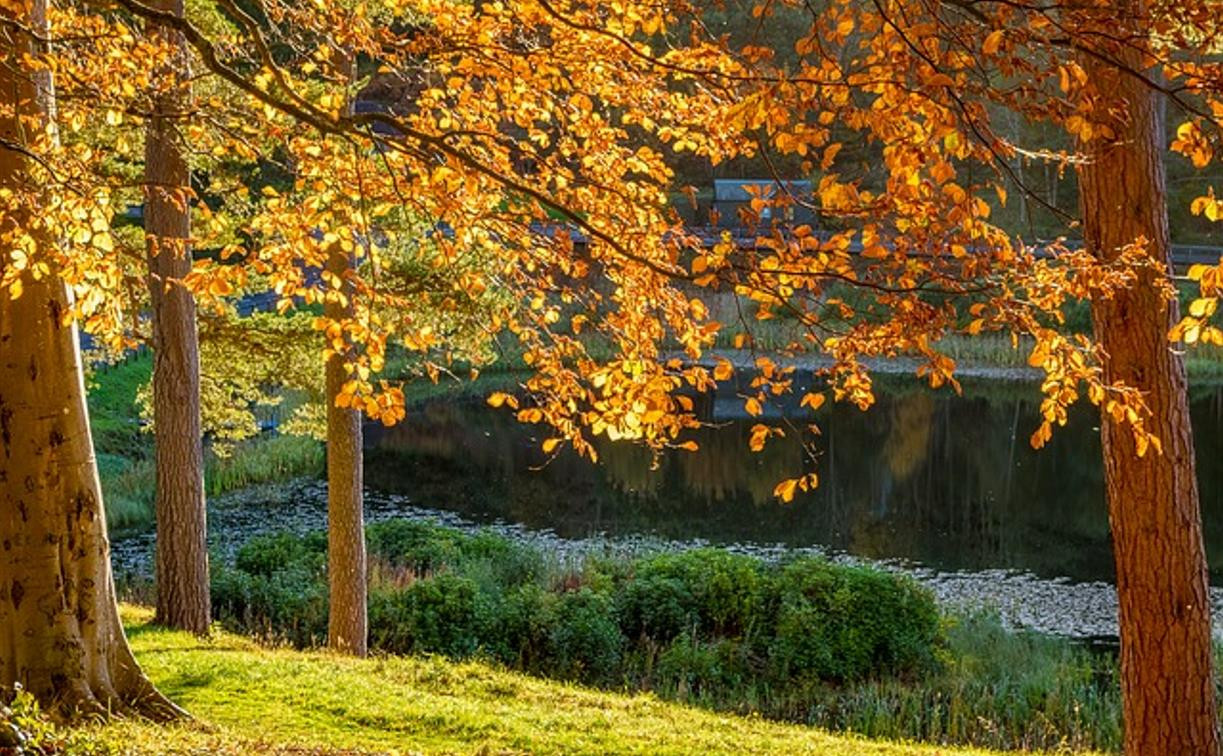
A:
[3,0,1222,489]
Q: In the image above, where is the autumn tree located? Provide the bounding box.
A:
[14,1,1216,745]
[647,1,1223,751]
[2,0,733,714]
[0,0,176,717]
[1073,3,1215,750]
[121,20,1221,753]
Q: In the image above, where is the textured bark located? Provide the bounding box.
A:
[0,0,178,719]
[325,51,366,657]
[144,0,209,635]
[325,243,367,656]
[1077,7,1220,752]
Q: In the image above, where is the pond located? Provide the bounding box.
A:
[111,373,1223,638]
[364,375,1223,586]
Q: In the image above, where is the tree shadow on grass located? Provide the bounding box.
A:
[153,670,219,699]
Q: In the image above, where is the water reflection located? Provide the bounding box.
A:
[364,379,1223,584]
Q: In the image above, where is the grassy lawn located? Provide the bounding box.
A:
[83,606,1034,755]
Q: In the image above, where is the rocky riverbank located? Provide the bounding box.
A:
[110,477,1223,640]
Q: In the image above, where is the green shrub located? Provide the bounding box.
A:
[656,635,756,700]
[483,583,553,668]
[366,519,466,572]
[368,573,488,658]
[366,521,545,593]
[768,557,940,682]
[234,531,328,578]
[211,531,330,645]
[211,562,328,647]
[620,549,766,641]
[617,574,694,642]
[461,530,546,588]
[543,588,623,685]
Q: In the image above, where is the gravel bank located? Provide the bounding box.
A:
[111,478,1223,641]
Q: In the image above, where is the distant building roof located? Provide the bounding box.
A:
[712,179,812,202]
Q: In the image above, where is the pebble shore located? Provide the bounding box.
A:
[111,478,1223,641]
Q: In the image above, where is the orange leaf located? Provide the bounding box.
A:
[773,478,799,503]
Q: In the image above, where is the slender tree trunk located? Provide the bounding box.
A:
[145,0,209,635]
[1077,6,1220,751]
[324,51,366,656]
[325,244,367,656]
[0,0,177,718]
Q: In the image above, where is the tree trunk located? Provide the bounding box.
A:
[1076,7,1221,752]
[0,0,177,719]
[145,0,209,635]
[324,51,366,657]
[325,244,367,656]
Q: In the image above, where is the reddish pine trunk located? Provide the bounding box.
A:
[144,0,209,635]
[0,0,177,718]
[1077,7,1220,752]
[325,244,367,656]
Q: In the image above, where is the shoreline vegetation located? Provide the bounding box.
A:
[78,336,1220,754]
[88,354,325,532]
[203,520,1122,752]
[11,606,1045,755]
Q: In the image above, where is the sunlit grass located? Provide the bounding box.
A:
[81,606,1048,755]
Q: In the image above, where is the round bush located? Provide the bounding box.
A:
[768,557,940,681]
[211,562,328,646]
[365,520,466,573]
[618,574,694,642]
[620,549,766,641]
[656,635,755,699]
[543,588,623,685]
[234,531,327,578]
[368,573,488,657]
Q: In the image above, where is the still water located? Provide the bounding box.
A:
[365,377,1223,585]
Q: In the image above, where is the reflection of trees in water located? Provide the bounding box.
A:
[669,424,807,506]
[594,438,666,499]
[379,401,518,478]
[364,386,1223,581]
[882,392,935,483]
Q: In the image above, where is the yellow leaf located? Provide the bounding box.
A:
[1185,323,1202,345]
[1189,298,1217,318]
[487,392,519,409]
[542,438,562,454]
[1030,422,1052,449]
[749,423,770,452]
[208,278,234,297]
[91,233,114,253]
